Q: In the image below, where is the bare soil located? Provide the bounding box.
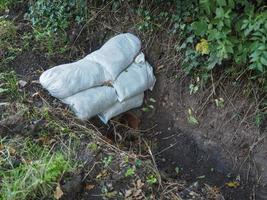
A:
[2,2,267,199]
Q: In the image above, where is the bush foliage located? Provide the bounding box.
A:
[180,0,266,82]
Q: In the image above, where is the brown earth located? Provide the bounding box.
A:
[2,1,267,199]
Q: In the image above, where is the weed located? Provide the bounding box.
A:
[146,174,157,185]
[142,98,156,112]
[0,71,19,100]
[0,138,72,200]
[187,108,198,125]
[124,166,136,177]
[0,19,21,65]
[25,0,88,55]
[215,98,225,108]
[88,143,98,152]
[0,0,19,11]
[102,155,113,168]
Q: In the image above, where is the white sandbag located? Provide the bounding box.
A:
[62,86,118,120]
[113,53,156,101]
[39,58,106,99]
[98,93,144,124]
[86,33,141,81]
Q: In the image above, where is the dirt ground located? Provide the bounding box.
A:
[1,2,267,200]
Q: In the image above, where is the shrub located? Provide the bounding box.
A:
[25,0,88,54]
[181,0,267,81]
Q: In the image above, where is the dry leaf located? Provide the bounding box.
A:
[157,65,165,71]
[225,181,240,188]
[54,184,64,200]
[125,189,133,198]
[133,189,142,197]
[123,112,140,129]
[8,147,16,156]
[0,144,4,150]
[136,179,144,189]
[85,184,95,191]
[96,169,108,179]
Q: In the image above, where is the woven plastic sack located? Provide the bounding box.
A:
[39,58,106,99]
[40,33,141,99]
[62,86,117,120]
[113,53,156,101]
[98,93,144,123]
[86,33,141,81]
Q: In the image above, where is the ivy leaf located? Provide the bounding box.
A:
[192,21,208,36]
[217,0,226,6]
[200,0,211,15]
[260,56,267,66]
[215,7,225,19]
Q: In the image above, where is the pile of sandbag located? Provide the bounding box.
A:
[39,33,156,123]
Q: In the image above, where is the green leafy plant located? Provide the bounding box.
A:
[0,19,21,65]
[0,139,72,200]
[0,0,19,11]
[124,166,136,177]
[102,155,113,168]
[146,174,157,185]
[187,108,198,125]
[181,0,267,79]
[0,71,18,99]
[25,0,88,54]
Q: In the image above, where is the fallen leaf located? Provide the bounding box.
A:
[54,184,64,199]
[136,179,144,189]
[8,147,16,156]
[125,189,133,198]
[0,144,4,150]
[123,112,140,129]
[157,65,165,71]
[18,80,27,88]
[85,184,95,191]
[133,189,142,197]
[96,169,108,179]
[225,181,240,188]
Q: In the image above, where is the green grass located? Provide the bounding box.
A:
[0,138,73,200]
[0,71,19,100]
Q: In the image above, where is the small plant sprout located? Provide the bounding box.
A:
[88,143,98,152]
[146,175,157,185]
[102,155,113,167]
[142,97,156,112]
[187,108,198,125]
[189,83,199,95]
[124,166,136,177]
[215,98,224,108]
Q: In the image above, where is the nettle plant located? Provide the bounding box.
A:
[181,0,267,81]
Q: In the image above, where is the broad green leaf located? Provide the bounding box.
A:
[192,21,208,36]
[217,0,226,7]
[260,56,267,66]
[228,0,235,8]
[215,7,225,19]
[200,0,211,15]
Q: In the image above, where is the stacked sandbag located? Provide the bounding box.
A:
[39,33,156,123]
[40,33,141,99]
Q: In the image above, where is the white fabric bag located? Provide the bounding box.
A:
[86,33,141,81]
[98,93,144,123]
[62,86,118,120]
[113,53,156,101]
[39,33,141,99]
[39,58,106,99]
